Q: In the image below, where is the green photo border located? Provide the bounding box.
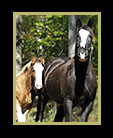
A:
[13,12,101,125]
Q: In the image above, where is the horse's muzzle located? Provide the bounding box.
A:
[35,84,43,89]
[79,58,86,62]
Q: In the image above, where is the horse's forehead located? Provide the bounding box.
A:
[79,29,90,48]
[33,62,44,70]
[79,29,90,38]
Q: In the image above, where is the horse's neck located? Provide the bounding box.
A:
[74,55,92,96]
[75,54,92,78]
[86,56,92,77]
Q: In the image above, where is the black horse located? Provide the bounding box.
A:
[36,19,98,122]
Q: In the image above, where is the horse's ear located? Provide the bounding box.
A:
[76,19,82,28]
[87,19,93,28]
[39,56,45,65]
[31,56,37,65]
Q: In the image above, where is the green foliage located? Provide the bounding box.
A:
[19,15,98,74]
[20,15,68,66]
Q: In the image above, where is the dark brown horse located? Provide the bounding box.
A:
[36,19,98,122]
[16,56,45,122]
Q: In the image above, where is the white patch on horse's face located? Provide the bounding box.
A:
[33,62,44,89]
[79,29,90,48]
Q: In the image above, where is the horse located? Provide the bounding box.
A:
[16,56,45,122]
[36,19,98,122]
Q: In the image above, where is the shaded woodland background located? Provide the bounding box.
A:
[16,15,98,122]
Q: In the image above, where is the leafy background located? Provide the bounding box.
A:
[20,15,98,74]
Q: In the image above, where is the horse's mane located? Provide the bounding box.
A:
[22,61,32,71]
[16,61,32,77]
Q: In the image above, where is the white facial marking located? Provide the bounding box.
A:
[79,29,90,48]
[33,62,44,89]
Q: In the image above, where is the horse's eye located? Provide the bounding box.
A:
[76,34,81,47]
[85,51,88,56]
[89,34,92,39]
[77,34,79,37]
[77,34,80,38]
[32,69,35,72]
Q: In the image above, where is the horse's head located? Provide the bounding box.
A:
[76,19,95,62]
[31,56,45,90]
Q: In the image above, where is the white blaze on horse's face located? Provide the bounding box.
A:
[79,29,90,48]
[78,29,90,61]
[33,62,44,89]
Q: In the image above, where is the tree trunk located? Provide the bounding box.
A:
[16,15,22,74]
[68,15,78,58]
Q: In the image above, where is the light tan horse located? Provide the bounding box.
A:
[16,56,45,122]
